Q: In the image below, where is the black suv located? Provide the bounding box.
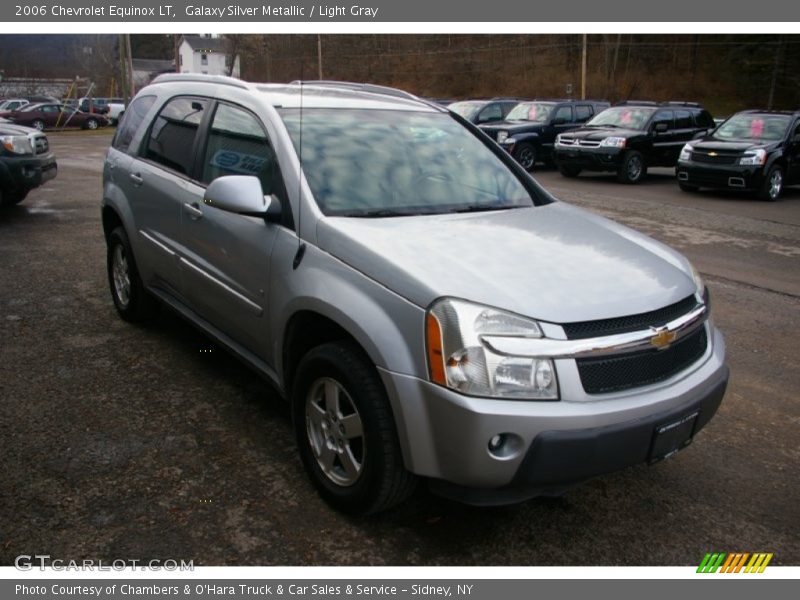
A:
[676,110,800,201]
[447,99,522,126]
[554,102,715,183]
[0,121,57,207]
[479,99,610,170]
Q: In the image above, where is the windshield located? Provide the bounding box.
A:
[279,108,535,217]
[447,101,484,120]
[586,106,655,130]
[506,102,555,123]
[715,113,790,142]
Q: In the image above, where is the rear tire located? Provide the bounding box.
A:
[758,165,783,201]
[107,226,159,322]
[32,119,45,131]
[292,341,417,515]
[85,118,99,130]
[617,151,647,184]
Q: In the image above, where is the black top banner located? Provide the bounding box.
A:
[4,0,800,22]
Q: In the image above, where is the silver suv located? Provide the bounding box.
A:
[101,75,729,514]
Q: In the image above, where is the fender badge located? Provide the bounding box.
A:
[650,327,677,350]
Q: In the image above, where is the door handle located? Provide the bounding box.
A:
[129,173,143,187]
[183,202,203,220]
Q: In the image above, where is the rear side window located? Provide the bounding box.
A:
[112,95,155,153]
[674,110,692,129]
[695,110,714,129]
[575,105,593,122]
[143,97,208,175]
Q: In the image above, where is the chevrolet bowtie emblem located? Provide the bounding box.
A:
[708,151,718,157]
[650,327,677,350]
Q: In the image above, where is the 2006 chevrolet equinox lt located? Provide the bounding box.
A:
[101,75,729,514]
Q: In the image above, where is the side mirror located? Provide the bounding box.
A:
[203,175,282,222]
[654,122,669,133]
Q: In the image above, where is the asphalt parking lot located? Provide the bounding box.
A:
[1,131,798,566]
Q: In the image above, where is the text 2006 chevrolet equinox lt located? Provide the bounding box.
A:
[101,75,728,514]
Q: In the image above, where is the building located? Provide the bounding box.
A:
[178,35,240,78]
[131,59,176,88]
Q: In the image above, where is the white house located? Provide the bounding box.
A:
[178,35,240,78]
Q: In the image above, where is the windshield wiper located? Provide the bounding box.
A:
[448,204,516,214]
[337,208,424,218]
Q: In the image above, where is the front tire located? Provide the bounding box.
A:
[513,143,536,171]
[558,164,582,178]
[32,119,45,131]
[292,341,417,515]
[106,226,159,322]
[617,151,646,184]
[0,189,28,207]
[85,118,99,130]
[758,165,783,201]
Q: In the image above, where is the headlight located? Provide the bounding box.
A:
[600,137,626,148]
[555,134,563,144]
[739,149,767,166]
[679,143,694,162]
[426,298,558,400]
[0,135,33,155]
[496,131,509,143]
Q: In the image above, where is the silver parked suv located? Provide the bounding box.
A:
[102,75,729,514]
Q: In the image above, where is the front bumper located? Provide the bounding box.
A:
[0,152,57,194]
[676,161,765,191]
[553,145,625,171]
[379,324,727,504]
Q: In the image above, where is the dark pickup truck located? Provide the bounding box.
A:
[479,100,610,170]
[0,121,57,206]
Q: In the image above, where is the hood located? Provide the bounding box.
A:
[480,121,544,133]
[316,202,696,324]
[691,136,779,153]
[0,122,40,135]
[561,127,641,141]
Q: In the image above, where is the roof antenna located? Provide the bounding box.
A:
[292,65,306,270]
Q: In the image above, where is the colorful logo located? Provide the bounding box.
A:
[697,552,773,573]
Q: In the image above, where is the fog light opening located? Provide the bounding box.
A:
[487,432,524,460]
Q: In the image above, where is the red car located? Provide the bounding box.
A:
[7,103,109,131]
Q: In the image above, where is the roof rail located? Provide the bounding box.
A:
[663,101,704,108]
[289,80,420,102]
[615,100,659,106]
[150,73,251,91]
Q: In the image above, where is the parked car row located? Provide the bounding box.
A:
[449,97,798,200]
[1,102,110,131]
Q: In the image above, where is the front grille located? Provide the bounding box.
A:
[577,139,602,148]
[577,327,708,394]
[691,150,739,165]
[563,295,698,340]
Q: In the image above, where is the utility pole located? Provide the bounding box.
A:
[767,35,784,110]
[118,34,129,106]
[317,34,323,79]
[125,34,135,98]
[581,34,587,100]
